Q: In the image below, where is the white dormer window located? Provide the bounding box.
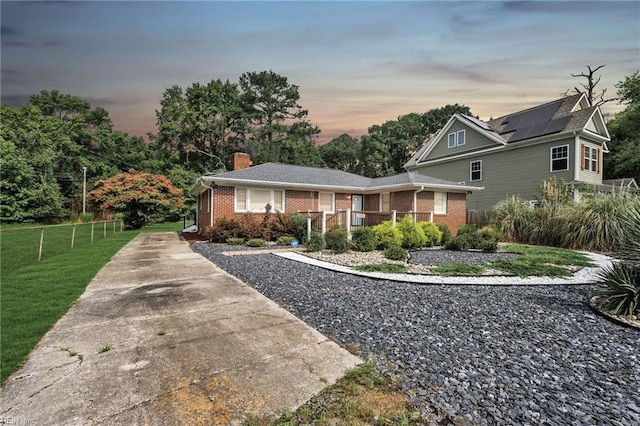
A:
[457,130,465,146]
[448,133,456,148]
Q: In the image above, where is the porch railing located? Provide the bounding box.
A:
[299,209,434,240]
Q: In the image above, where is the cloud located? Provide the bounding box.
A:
[1,26,21,36]
[0,94,31,106]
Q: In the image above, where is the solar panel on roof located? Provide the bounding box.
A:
[507,115,572,143]
[463,115,492,131]
[500,99,564,134]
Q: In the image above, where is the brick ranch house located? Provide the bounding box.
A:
[190,153,483,236]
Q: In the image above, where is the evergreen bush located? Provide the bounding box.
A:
[418,221,443,247]
[306,232,325,252]
[373,221,402,250]
[437,223,452,245]
[384,245,409,261]
[397,215,427,249]
[245,238,266,247]
[226,237,245,245]
[351,227,377,252]
[325,226,349,253]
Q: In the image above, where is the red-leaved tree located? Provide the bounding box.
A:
[88,170,184,229]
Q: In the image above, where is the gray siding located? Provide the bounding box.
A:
[411,137,576,211]
[427,121,498,160]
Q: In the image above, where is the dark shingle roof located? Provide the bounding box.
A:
[203,163,476,192]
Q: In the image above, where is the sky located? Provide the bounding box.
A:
[2,1,639,144]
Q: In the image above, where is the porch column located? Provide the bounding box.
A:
[306,216,312,241]
[391,210,397,226]
[346,208,351,237]
[321,210,327,235]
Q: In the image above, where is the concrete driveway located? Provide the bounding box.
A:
[0,233,360,425]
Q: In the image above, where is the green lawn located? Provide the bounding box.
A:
[1,221,184,383]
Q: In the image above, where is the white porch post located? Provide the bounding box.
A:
[391,210,397,226]
[429,211,434,222]
[306,216,312,241]
[346,208,351,237]
[321,210,327,235]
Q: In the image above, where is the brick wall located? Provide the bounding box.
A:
[285,190,317,212]
[391,190,414,212]
[336,193,351,211]
[364,194,379,211]
[433,192,466,236]
[415,191,435,212]
[233,152,252,170]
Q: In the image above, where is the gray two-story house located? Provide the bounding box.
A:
[404,93,611,211]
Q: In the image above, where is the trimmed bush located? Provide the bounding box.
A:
[418,221,443,247]
[325,226,349,253]
[351,227,377,252]
[306,232,325,252]
[226,237,245,245]
[397,215,427,249]
[457,223,478,236]
[384,245,409,261]
[288,213,308,243]
[479,238,498,253]
[276,235,296,246]
[373,221,402,250]
[205,217,241,242]
[478,226,502,242]
[245,238,266,247]
[437,223,452,245]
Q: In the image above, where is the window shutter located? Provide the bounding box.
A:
[580,144,585,171]
[597,148,601,173]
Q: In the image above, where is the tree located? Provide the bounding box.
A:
[604,71,640,183]
[358,104,473,176]
[154,80,246,172]
[565,65,617,106]
[239,70,320,163]
[88,170,184,229]
[319,133,360,172]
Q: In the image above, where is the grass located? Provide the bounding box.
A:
[1,221,184,383]
[244,361,423,425]
[355,263,408,274]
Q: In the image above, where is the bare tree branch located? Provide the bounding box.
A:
[567,64,618,106]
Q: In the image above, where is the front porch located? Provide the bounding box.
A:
[304,209,434,237]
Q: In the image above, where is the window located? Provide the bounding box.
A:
[318,192,335,213]
[550,145,569,171]
[457,130,465,146]
[583,145,599,172]
[448,133,456,148]
[447,130,466,148]
[380,193,390,211]
[470,160,482,181]
[235,188,284,212]
[434,192,447,214]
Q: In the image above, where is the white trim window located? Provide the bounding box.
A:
[318,192,335,213]
[447,130,466,148]
[550,145,569,172]
[434,192,447,215]
[380,193,390,211]
[235,188,285,213]
[470,160,482,181]
[583,145,598,172]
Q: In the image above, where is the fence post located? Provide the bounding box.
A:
[38,228,44,262]
[321,210,326,235]
[91,222,95,242]
[391,210,397,226]
[306,217,312,241]
[346,208,351,236]
[71,224,76,249]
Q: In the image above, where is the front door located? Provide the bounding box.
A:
[351,194,364,226]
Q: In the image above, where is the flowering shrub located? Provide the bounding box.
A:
[88,170,184,229]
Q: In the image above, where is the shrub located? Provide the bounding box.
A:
[396,215,427,249]
[269,212,299,241]
[479,238,498,253]
[306,232,325,252]
[355,263,408,274]
[478,226,501,242]
[245,238,266,247]
[490,196,534,243]
[418,222,443,247]
[205,217,241,242]
[437,223,452,245]
[226,237,245,245]
[276,235,295,246]
[325,226,349,253]
[238,213,266,240]
[287,213,308,243]
[456,223,478,236]
[384,245,408,261]
[595,263,639,316]
[373,221,402,250]
[351,227,377,252]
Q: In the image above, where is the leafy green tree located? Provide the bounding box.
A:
[154,80,246,173]
[319,133,360,172]
[88,170,184,229]
[239,70,320,163]
[605,71,640,183]
[358,104,472,176]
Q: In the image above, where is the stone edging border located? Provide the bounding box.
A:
[587,297,640,331]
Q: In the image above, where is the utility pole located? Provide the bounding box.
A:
[82,166,87,214]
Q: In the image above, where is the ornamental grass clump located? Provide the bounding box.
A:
[595,197,640,317]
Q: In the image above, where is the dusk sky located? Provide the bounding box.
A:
[2,1,639,144]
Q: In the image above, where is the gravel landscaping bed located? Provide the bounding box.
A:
[193,243,640,425]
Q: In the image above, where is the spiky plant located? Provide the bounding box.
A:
[594,194,640,317]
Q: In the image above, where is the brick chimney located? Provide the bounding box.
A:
[233,152,252,171]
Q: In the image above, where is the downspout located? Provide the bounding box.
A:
[573,132,580,203]
[413,186,425,219]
